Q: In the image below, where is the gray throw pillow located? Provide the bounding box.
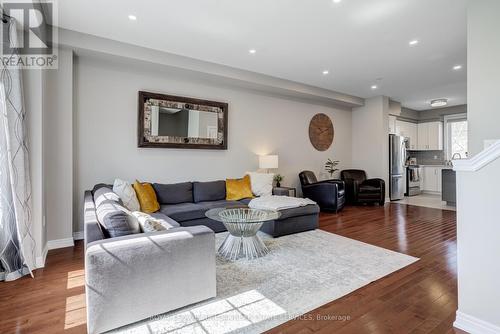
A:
[95,200,140,238]
[193,180,226,202]
[153,182,193,204]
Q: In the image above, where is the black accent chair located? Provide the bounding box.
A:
[340,169,385,206]
[299,171,345,213]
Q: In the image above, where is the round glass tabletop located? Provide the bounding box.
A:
[206,207,280,224]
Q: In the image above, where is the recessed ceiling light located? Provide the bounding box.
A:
[249,49,256,54]
[409,40,419,46]
[322,70,329,75]
[128,15,137,21]
[430,99,448,108]
[333,0,342,3]
[453,65,462,70]
[371,85,378,90]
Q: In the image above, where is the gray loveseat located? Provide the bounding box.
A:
[84,180,319,333]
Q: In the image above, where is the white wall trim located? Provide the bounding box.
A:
[73,231,84,240]
[35,244,48,268]
[453,140,500,171]
[454,311,500,334]
[47,237,75,250]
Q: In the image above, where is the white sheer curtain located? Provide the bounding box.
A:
[0,18,36,281]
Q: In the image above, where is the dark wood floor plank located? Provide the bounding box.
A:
[0,204,463,334]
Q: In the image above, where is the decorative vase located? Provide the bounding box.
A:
[276,181,281,187]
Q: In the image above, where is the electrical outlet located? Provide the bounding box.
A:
[433,155,438,160]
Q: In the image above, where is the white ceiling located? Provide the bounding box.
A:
[56,0,467,110]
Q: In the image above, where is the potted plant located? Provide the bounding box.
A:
[324,158,340,178]
[274,174,284,187]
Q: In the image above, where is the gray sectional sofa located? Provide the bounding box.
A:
[84,180,319,333]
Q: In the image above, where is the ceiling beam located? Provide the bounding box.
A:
[57,28,364,109]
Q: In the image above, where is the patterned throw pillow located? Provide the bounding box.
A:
[130,212,175,232]
[226,175,254,201]
[113,179,140,211]
[132,181,160,213]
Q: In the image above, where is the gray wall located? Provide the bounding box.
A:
[73,54,354,233]
[399,107,419,121]
[44,48,74,243]
[418,105,467,122]
[352,96,390,187]
[467,0,500,155]
[399,104,467,122]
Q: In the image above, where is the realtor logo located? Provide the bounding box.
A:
[1,0,58,69]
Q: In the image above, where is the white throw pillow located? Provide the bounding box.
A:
[246,172,274,197]
[113,179,141,212]
[131,212,174,232]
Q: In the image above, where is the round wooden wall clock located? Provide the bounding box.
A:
[309,113,334,151]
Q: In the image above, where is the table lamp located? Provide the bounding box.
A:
[259,155,278,173]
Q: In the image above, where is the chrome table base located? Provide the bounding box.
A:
[218,221,268,260]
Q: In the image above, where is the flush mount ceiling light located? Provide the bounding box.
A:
[248,49,256,54]
[333,0,342,3]
[322,70,329,75]
[128,15,137,21]
[409,39,419,46]
[430,98,448,108]
[453,65,463,70]
[371,85,378,90]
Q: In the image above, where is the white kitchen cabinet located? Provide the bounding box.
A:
[427,122,443,150]
[422,166,443,193]
[396,120,418,150]
[389,115,397,134]
[417,121,443,150]
[407,123,418,150]
[417,124,427,150]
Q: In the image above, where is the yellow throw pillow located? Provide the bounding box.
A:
[133,181,160,213]
[226,175,254,201]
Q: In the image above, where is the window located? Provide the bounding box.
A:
[444,114,468,160]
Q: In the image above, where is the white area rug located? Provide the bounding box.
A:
[113,230,418,334]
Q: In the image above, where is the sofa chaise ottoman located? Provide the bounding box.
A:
[154,180,320,237]
[84,188,216,334]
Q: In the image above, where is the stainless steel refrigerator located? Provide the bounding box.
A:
[389,134,407,200]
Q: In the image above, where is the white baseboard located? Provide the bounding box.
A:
[73,231,84,240]
[35,244,48,268]
[454,310,500,334]
[34,237,75,268]
[47,237,75,250]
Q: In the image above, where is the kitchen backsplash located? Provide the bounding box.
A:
[407,150,445,165]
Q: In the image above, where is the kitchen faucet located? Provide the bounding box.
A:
[452,153,462,160]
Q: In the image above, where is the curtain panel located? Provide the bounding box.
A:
[0,18,36,281]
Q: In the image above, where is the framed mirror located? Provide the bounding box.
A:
[138,91,228,149]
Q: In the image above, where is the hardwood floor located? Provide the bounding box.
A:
[0,204,466,334]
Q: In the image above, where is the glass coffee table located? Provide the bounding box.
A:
[206,207,280,260]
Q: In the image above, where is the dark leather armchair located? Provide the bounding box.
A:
[340,169,385,206]
[299,171,345,213]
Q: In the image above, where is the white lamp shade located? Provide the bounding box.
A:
[259,155,279,169]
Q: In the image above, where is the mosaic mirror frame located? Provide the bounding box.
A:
[138,91,228,149]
